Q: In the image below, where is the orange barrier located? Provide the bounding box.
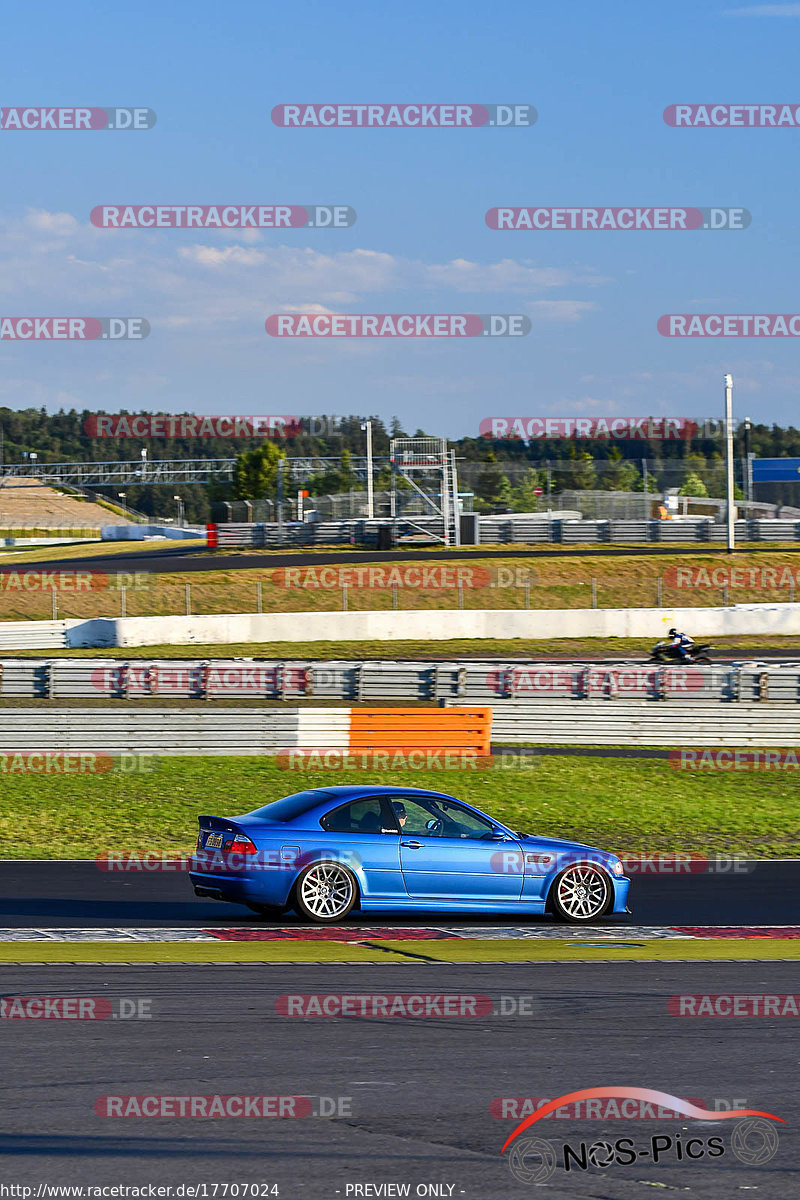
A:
[348,707,492,754]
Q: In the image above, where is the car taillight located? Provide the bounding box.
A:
[196,832,204,850]
[224,836,257,855]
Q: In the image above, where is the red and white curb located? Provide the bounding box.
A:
[0,925,798,942]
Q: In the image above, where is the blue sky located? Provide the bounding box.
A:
[1,0,800,437]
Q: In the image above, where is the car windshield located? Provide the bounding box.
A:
[248,790,332,823]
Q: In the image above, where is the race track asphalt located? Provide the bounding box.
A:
[1,859,798,928]
[0,962,796,1196]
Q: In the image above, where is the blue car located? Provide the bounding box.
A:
[189,785,630,924]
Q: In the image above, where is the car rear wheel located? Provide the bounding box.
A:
[549,864,611,923]
[293,862,358,923]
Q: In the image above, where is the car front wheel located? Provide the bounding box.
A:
[549,864,611,923]
[293,861,358,923]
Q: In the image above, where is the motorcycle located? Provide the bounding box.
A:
[649,640,713,665]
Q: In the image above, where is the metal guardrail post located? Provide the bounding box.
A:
[591,579,597,609]
[457,666,467,698]
[304,667,313,697]
[185,584,191,616]
[117,663,129,699]
[276,663,286,701]
[657,667,671,700]
[121,586,127,618]
[147,665,159,695]
[354,663,363,701]
[730,667,741,702]
[657,576,663,607]
[758,671,769,701]
[51,588,57,620]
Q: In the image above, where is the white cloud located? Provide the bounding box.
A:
[528,300,598,322]
[0,211,605,330]
[23,209,80,237]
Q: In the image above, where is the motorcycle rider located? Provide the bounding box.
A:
[667,627,695,661]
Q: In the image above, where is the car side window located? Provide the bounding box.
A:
[436,799,497,839]
[390,796,497,839]
[321,797,395,835]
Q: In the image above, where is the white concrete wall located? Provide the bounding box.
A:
[56,602,800,648]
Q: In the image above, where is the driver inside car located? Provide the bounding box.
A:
[393,798,451,836]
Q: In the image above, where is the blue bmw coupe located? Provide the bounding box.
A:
[189,785,630,923]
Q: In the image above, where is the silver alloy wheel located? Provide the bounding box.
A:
[555,865,609,920]
[299,863,354,920]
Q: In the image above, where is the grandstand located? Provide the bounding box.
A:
[0,479,136,530]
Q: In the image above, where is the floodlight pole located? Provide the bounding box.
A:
[724,373,735,553]
[361,421,374,519]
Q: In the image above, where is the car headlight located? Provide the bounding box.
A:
[612,860,624,876]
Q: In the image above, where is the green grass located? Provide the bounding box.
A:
[0,941,398,964]
[0,939,798,964]
[2,545,800,623]
[7,635,800,660]
[2,755,798,859]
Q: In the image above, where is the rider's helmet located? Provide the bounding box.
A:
[668,628,678,637]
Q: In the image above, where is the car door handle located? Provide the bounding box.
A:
[401,840,424,849]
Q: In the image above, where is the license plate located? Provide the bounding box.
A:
[205,834,224,848]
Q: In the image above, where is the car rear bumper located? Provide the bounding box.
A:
[188,869,292,908]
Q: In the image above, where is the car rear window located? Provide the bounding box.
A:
[248,790,331,823]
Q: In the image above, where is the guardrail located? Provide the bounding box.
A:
[484,701,800,747]
[0,706,492,755]
[0,701,793,752]
[0,658,798,702]
[207,518,800,547]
